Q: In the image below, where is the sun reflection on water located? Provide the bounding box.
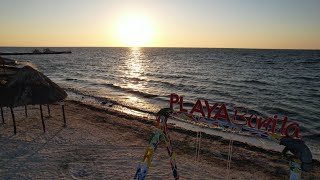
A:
[125,47,145,89]
[127,95,139,102]
[123,47,149,107]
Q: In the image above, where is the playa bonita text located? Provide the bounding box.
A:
[170,94,300,138]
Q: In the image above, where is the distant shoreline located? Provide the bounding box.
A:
[0,46,319,51]
[0,51,71,56]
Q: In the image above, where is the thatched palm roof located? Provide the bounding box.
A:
[0,66,67,107]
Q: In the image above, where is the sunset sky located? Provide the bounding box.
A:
[0,0,319,49]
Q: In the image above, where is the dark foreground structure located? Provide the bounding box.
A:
[0,64,67,134]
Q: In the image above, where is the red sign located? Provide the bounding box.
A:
[170,94,300,138]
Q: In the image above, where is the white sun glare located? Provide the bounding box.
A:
[117,15,153,47]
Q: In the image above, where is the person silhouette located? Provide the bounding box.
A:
[280,136,313,172]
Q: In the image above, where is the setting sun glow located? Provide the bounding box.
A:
[117,15,153,47]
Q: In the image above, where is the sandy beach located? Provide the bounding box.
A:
[1,0,320,179]
[0,100,319,179]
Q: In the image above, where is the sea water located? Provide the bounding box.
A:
[1,47,319,158]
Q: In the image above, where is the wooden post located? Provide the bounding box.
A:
[40,105,46,132]
[62,103,66,127]
[47,104,51,117]
[25,105,28,117]
[1,107,4,123]
[10,107,16,134]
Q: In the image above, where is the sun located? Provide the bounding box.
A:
[117,15,153,47]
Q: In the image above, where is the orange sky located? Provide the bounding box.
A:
[0,0,319,49]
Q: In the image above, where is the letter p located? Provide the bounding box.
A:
[170,93,179,110]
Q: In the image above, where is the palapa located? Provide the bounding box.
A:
[3,66,67,106]
[0,65,68,134]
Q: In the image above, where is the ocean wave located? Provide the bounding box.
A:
[63,78,159,99]
[307,93,320,98]
[66,87,117,104]
[121,76,145,82]
[262,106,300,120]
[145,72,192,80]
[100,83,158,98]
[148,79,176,87]
[65,78,78,81]
[66,88,155,115]
[63,78,94,85]
[291,76,319,81]
[300,60,320,64]
[242,80,270,86]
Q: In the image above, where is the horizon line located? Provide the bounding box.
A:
[0,46,319,51]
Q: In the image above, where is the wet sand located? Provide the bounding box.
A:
[0,100,319,179]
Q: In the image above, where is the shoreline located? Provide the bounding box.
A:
[0,100,319,179]
[70,99,320,159]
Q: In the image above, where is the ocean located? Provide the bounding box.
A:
[1,47,320,157]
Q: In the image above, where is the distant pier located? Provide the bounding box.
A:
[0,51,72,55]
[0,48,72,56]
